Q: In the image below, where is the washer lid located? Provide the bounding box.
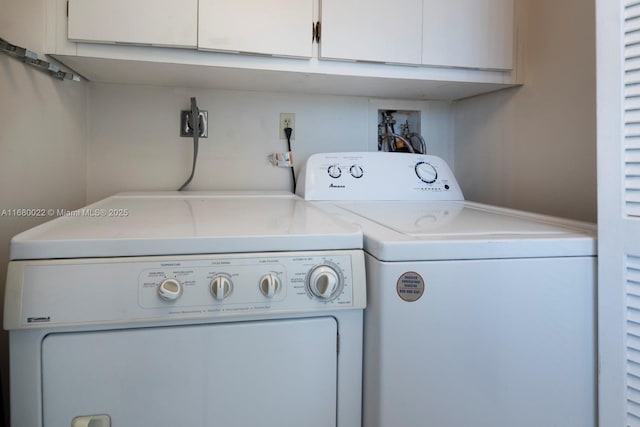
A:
[330,201,596,261]
[10,192,363,260]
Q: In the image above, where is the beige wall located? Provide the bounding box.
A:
[454,0,597,222]
[85,84,454,202]
[0,0,88,423]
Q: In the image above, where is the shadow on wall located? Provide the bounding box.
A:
[454,83,596,223]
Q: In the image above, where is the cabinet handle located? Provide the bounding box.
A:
[312,21,321,43]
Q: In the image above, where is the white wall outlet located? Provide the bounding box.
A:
[279,113,295,140]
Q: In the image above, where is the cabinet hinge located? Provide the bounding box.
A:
[313,21,321,43]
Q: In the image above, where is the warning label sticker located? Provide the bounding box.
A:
[396,272,425,302]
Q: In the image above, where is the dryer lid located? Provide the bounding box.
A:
[10,192,363,260]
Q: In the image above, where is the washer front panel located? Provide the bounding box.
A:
[5,250,365,330]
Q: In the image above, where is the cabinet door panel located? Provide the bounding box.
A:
[67,0,197,48]
[198,0,313,58]
[422,0,514,70]
[320,0,423,65]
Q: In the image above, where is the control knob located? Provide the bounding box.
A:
[415,161,438,184]
[210,275,233,301]
[259,273,281,298]
[158,278,183,301]
[327,165,342,179]
[308,265,342,300]
[350,165,364,179]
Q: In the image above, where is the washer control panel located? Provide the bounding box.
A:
[296,152,464,201]
[8,250,366,329]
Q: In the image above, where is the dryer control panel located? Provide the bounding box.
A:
[296,152,464,201]
[4,250,366,329]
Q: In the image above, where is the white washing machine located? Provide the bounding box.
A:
[4,191,366,427]
[297,153,597,427]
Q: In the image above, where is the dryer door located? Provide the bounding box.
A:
[42,317,338,427]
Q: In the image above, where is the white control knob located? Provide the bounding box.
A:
[350,165,364,178]
[308,266,340,300]
[327,165,342,179]
[415,162,438,184]
[158,278,183,301]
[259,273,281,298]
[210,275,233,301]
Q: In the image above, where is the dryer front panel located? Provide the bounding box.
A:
[42,317,338,427]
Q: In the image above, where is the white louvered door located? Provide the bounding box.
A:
[627,2,640,216]
[598,0,640,425]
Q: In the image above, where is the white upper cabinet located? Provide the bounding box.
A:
[49,0,519,99]
[198,0,314,58]
[422,0,514,70]
[319,0,423,65]
[67,0,197,48]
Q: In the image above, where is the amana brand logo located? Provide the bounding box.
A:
[329,184,346,188]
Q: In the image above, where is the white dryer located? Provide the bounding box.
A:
[297,153,596,427]
[4,191,366,427]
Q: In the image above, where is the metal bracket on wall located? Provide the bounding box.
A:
[0,37,81,81]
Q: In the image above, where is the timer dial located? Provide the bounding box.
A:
[415,162,438,184]
[307,265,342,300]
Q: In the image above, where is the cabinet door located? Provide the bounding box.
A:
[422,0,514,70]
[67,0,197,48]
[198,0,313,58]
[320,0,423,65]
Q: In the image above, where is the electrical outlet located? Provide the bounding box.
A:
[180,110,208,138]
[279,113,295,140]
